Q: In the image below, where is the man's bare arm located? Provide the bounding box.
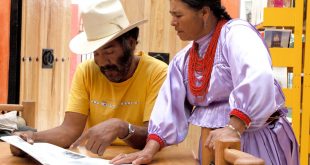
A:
[32,112,87,148]
[119,121,148,150]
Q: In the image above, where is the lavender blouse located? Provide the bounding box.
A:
[148,19,287,145]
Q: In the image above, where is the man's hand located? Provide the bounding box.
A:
[70,118,127,156]
[10,131,35,157]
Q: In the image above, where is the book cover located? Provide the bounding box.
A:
[264,29,292,48]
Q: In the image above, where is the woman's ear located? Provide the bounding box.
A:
[201,6,211,18]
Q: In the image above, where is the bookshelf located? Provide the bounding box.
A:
[263,0,310,164]
[263,0,304,144]
[300,0,310,163]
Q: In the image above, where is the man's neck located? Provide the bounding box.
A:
[124,54,140,80]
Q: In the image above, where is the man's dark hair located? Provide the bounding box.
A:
[116,27,140,44]
[181,0,232,20]
[114,27,140,66]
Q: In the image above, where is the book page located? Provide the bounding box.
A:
[0,136,131,165]
[0,136,50,164]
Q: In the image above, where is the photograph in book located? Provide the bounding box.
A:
[0,135,131,165]
[264,29,292,48]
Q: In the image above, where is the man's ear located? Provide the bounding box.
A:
[128,37,137,48]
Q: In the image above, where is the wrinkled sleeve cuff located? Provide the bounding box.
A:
[147,134,166,149]
[230,109,251,128]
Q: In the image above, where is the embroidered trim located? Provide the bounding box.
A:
[230,109,251,128]
[147,134,165,149]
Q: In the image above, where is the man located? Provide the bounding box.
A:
[11,0,167,156]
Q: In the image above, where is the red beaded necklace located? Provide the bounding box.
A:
[188,19,227,102]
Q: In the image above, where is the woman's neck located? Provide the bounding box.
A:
[196,15,219,41]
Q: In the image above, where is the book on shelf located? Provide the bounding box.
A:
[264,28,292,48]
[272,67,288,88]
[267,0,292,8]
[240,0,267,25]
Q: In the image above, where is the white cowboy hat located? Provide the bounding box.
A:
[69,0,147,54]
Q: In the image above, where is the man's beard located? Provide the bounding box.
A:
[100,48,133,83]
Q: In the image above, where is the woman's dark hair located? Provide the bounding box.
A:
[181,0,232,20]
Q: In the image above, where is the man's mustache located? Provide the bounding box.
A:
[100,65,120,72]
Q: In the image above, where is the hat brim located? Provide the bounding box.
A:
[69,19,147,55]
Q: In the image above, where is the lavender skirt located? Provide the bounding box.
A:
[198,116,299,165]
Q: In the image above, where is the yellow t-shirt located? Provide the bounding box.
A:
[66,51,167,145]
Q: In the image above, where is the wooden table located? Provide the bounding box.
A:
[0,142,198,165]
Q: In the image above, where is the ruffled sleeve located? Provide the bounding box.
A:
[148,48,193,146]
[223,23,277,128]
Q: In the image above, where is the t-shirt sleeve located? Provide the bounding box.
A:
[143,64,168,122]
[66,64,90,115]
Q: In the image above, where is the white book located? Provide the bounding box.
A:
[272,67,288,88]
[0,135,131,165]
[240,0,267,25]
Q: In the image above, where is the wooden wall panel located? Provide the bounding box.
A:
[121,0,188,60]
[0,0,11,103]
[20,0,40,107]
[20,0,71,130]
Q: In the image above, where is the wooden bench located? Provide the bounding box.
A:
[201,127,265,165]
[0,101,36,128]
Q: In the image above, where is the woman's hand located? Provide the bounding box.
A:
[110,140,160,165]
[110,150,154,165]
[10,131,35,157]
[205,116,246,150]
[205,126,240,150]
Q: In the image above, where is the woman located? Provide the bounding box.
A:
[111,0,299,164]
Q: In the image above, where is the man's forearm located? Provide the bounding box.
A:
[123,124,148,149]
[117,121,148,149]
[33,125,83,148]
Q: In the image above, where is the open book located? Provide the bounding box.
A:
[0,135,130,165]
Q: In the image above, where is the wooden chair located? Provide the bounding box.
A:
[0,101,36,128]
[201,127,265,165]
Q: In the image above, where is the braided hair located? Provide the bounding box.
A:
[181,0,232,20]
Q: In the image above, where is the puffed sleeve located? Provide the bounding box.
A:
[148,54,193,146]
[223,23,277,128]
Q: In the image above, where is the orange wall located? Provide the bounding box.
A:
[69,4,80,87]
[0,0,11,103]
[222,0,240,18]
